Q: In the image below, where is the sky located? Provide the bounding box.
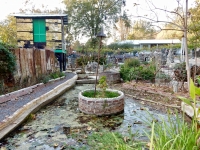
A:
[0,0,196,44]
[0,0,196,22]
[0,0,65,21]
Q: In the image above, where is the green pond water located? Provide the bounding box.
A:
[0,84,172,150]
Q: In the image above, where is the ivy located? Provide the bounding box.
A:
[0,42,16,80]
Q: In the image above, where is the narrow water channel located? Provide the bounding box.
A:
[0,84,170,150]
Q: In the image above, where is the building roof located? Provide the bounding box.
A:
[13,14,67,19]
[118,39,181,45]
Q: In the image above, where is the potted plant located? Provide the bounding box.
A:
[78,27,124,116]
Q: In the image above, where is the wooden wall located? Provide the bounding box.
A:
[7,48,58,86]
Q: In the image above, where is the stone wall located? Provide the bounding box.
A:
[78,89,124,115]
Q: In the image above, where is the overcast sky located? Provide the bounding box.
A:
[0,0,65,21]
[0,0,196,21]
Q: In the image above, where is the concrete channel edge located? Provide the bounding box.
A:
[0,75,78,140]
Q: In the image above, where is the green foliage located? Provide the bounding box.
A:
[38,71,65,84]
[124,58,140,68]
[119,65,130,81]
[120,59,156,82]
[147,112,200,150]
[148,79,200,149]
[50,71,65,79]
[108,42,134,50]
[0,16,17,44]
[98,76,108,97]
[82,90,119,98]
[127,20,156,40]
[188,2,200,48]
[87,131,140,150]
[64,0,122,43]
[0,42,16,81]
[42,76,50,84]
[50,72,59,79]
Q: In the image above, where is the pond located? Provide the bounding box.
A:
[0,84,171,150]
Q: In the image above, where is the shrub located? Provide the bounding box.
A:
[0,42,16,81]
[120,65,131,81]
[50,72,59,79]
[140,67,155,81]
[124,58,140,68]
[120,60,156,82]
[127,66,143,81]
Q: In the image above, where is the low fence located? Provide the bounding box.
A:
[5,48,58,87]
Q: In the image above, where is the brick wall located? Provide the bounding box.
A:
[78,89,124,115]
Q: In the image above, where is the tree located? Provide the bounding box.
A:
[188,0,200,48]
[129,0,190,90]
[0,16,17,45]
[63,0,124,47]
[113,12,131,41]
[127,20,156,40]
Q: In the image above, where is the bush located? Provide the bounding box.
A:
[0,42,16,80]
[120,60,156,82]
[120,65,131,81]
[124,58,140,68]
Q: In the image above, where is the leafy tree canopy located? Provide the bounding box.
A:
[188,0,200,48]
[127,20,157,40]
[63,0,124,47]
[0,16,17,45]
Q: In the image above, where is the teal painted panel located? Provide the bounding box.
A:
[54,49,66,53]
[33,19,46,42]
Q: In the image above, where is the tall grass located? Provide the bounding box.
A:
[147,113,200,150]
[147,78,200,150]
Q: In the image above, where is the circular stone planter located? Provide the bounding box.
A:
[78,89,124,116]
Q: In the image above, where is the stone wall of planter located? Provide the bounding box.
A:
[78,89,124,115]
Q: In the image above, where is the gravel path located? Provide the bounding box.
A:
[0,72,76,122]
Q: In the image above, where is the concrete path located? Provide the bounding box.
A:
[0,72,77,140]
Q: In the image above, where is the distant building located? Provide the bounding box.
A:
[118,39,181,49]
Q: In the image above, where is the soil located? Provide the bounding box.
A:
[112,80,190,114]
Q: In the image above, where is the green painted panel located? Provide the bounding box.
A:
[54,49,66,53]
[33,19,46,42]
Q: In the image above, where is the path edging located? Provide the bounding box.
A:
[0,75,78,140]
